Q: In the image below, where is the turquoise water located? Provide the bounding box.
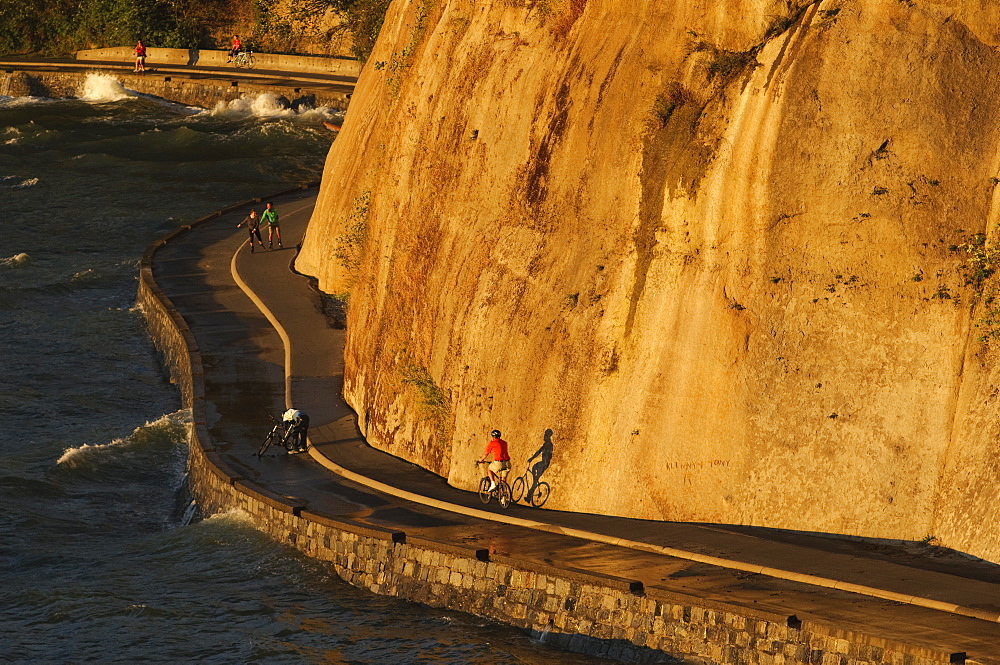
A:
[0,74,608,664]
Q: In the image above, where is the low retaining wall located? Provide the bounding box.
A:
[186,437,976,665]
[77,47,361,78]
[135,189,979,665]
[0,69,349,111]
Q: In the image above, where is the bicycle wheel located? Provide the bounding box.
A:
[497,481,512,508]
[257,427,279,456]
[511,476,526,503]
[529,482,551,507]
[478,477,492,504]
[280,428,295,452]
[246,55,255,69]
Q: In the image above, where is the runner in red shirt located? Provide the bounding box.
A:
[478,429,511,490]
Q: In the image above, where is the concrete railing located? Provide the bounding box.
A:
[77,47,361,78]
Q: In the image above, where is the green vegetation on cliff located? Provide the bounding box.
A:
[0,0,389,60]
[296,0,391,61]
[0,0,226,55]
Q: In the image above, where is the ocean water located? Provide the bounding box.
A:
[0,74,607,664]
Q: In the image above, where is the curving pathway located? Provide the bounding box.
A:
[146,184,1000,661]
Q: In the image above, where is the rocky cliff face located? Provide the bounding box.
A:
[296,0,1000,562]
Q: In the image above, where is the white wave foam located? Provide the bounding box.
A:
[57,437,127,464]
[201,92,339,122]
[71,268,98,282]
[296,106,341,123]
[57,409,192,464]
[0,94,65,108]
[201,508,255,529]
[0,175,39,188]
[130,409,192,444]
[0,252,30,268]
[204,92,297,119]
[78,73,134,103]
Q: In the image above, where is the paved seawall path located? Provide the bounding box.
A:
[0,55,355,109]
[137,185,1000,664]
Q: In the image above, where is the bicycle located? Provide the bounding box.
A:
[475,460,512,508]
[233,49,255,69]
[257,418,292,456]
[510,467,551,507]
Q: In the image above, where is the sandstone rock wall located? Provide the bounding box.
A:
[297,0,1000,562]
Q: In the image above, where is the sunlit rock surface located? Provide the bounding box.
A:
[297,0,1000,563]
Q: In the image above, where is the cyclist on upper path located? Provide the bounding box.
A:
[479,429,511,491]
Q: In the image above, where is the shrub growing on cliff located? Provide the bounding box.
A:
[705,49,757,82]
[652,81,691,127]
[953,230,1000,341]
[515,0,587,38]
[398,356,453,469]
[400,360,449,422]
[334,190,372,277]
[384,0,430,97]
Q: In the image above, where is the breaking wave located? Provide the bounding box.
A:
[1,252,30,268]
[1,175,39,188]
[203,92,339,123]
[57,409,191,466]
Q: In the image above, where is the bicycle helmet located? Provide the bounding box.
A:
[490,429,501,438]
[283,409,300,422]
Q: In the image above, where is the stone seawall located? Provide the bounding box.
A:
[186,440,971,665]
[76,47,362,78]
[135,191,978,665]
[0,69,350,111]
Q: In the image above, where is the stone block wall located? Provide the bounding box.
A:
[138,193,980,665]
[138,261,198,407]
[0,69,350,111]
[184,437,973,665]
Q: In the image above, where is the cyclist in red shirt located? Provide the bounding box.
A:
[478,429,511,490]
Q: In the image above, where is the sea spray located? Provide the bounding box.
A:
[78,73,134,102]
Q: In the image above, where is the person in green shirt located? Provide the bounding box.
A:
[262,201,282,249]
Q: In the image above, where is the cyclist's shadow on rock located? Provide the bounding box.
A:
[513,428,554,507]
